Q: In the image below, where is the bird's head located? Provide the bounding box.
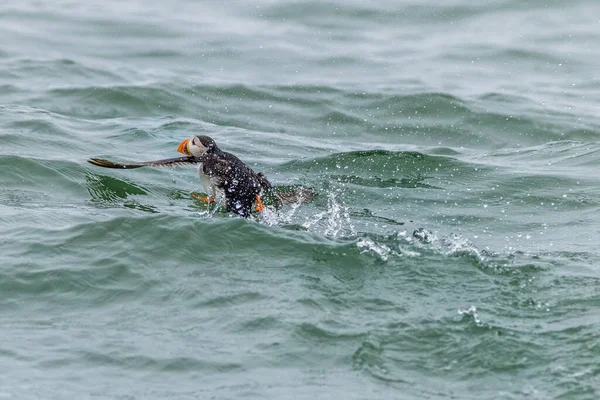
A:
[177,135,218,157]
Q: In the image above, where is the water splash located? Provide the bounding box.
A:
[356,238,394,261]
[257,204,281,226]
[440,233,485,262]
[403,228,485,263]
[301,190,355,238]
[194,198,225,219]
[458,305,483,326]
[266,194,304,226]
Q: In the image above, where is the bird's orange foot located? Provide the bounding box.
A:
[255,195,265,212]
[192,193,214,204]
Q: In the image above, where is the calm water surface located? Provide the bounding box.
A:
[1,1,600,399]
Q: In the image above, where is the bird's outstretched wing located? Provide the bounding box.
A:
[87,156,199,169]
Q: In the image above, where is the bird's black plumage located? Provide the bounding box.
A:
[196,137,276,217]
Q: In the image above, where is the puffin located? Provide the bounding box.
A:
[88,135,279,218]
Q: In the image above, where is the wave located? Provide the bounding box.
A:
[11,79,598,152]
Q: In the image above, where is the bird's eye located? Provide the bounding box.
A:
[192,137,198,145]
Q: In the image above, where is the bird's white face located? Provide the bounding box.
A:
[177,136,209,157]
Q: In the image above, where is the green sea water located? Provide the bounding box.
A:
[2,1,600,398]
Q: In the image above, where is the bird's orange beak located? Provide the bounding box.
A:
[177,138,191,155]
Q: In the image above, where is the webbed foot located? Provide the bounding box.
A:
[192,193,214,204]
[255,195,265,212]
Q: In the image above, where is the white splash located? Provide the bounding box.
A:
[458,305,482,325]
[257,205,280,226]
[275,194,305,225]
[440,234,484,262]
[356,238,392,261]
[302,190,355,238]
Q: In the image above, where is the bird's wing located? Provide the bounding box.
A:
[200,154,233,177]
[87,156,199,169]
